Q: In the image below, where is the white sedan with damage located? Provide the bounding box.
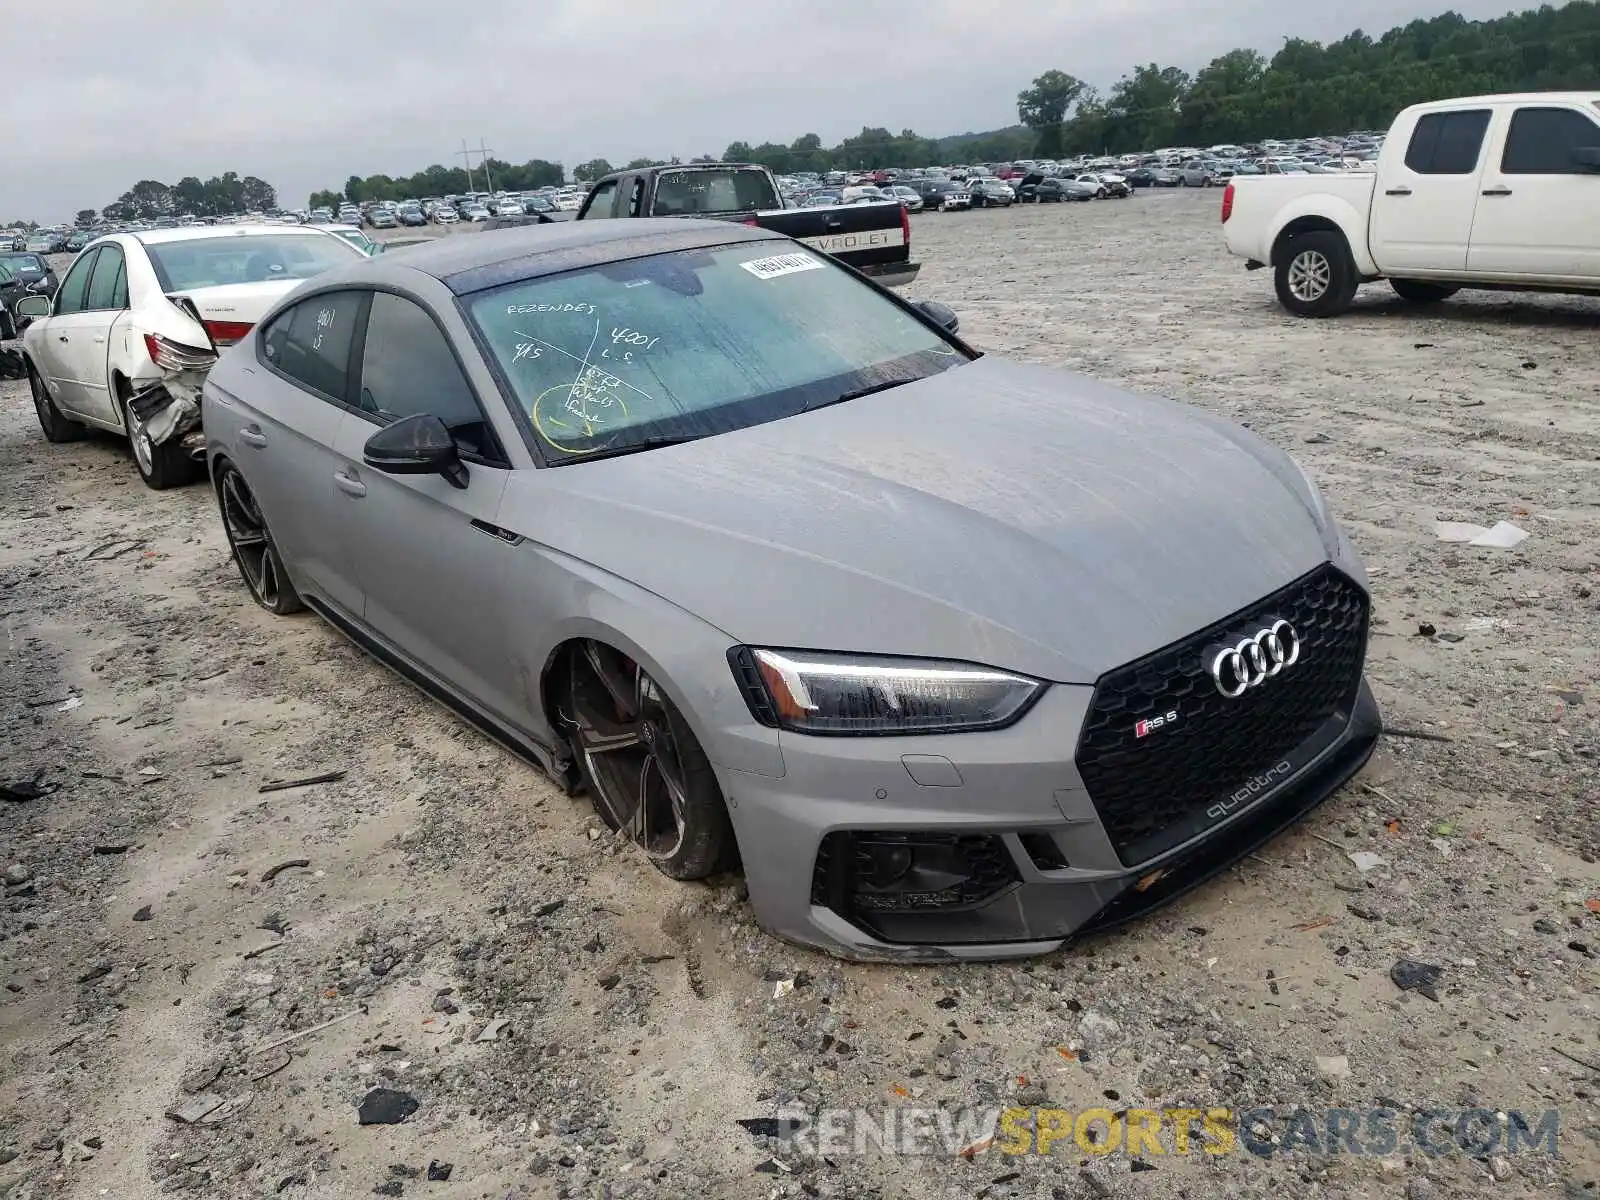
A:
[17,226,362,488]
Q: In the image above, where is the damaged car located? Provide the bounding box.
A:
[18,226,363,488]
[202,219,1379,962]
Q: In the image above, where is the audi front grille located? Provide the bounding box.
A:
[1074,564,1370,866]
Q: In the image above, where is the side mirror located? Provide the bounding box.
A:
[915,299,960,335]
[1572,146,1600,172]
[13,294,52,331]
[362,412,468,489]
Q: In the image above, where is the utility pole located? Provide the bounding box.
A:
[457,140,477,194]
[478,139,496,194]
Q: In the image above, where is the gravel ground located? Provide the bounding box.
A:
[1,191,1597,1200]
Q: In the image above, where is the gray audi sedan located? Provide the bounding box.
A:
[201,219,1380,961]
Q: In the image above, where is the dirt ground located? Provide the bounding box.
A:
[1,192,1596,1200]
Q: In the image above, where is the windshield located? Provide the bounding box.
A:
[145,234,360,289]
[469,242,967,462]
[652,168,779,215]
[0,253,43,272]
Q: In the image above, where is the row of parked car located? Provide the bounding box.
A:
[316,188,587,231]
[784,170,1133,213]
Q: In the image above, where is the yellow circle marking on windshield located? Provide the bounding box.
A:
[531,382,630,454]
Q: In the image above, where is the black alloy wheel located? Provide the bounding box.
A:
[564,640,735,880]
[216,461,304,615]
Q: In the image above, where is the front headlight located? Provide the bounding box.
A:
[729,648,1044,735]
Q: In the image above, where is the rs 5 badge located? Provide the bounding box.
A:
[1134,710,1179,739]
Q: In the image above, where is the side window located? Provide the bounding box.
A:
[85,246,126,311]
[357,293,499,459]
[580,180,617,219]
[1501,107,1600,174]
[54,249,98,315]
[627,177,647,217]
[1403,110,1491,174]
[260,290,362,401]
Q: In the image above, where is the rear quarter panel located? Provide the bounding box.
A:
[1224,176,1379,275]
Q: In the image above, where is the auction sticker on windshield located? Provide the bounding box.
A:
[740,252,826,281]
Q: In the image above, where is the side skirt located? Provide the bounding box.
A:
[303,596,574,791]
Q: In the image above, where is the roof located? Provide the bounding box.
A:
[1405,90,1600,111]
[132,224,332,246]
[345,218,782,295]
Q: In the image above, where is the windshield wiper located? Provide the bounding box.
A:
[552,434,702,465]
[803,376,923,413]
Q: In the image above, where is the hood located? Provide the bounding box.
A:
[514,358,1333,683]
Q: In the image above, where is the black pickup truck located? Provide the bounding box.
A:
[574,163,920,288]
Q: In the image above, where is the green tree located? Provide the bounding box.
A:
[573,158,614,181]
[722,141,754,162]
[1017,70,1086,158]
[625,157,657,170]
[1176,49,1267,144]
[74,209,97,229]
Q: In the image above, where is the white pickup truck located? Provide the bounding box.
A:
[1222,92,1600,316]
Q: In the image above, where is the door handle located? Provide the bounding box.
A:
[93,335,106,344]
[1481,186,1513,197]
[57,335,69,342]
[238,427,268,448]
[1384,187,1412,196]
[826,219,843,229]
[333,470,367,498]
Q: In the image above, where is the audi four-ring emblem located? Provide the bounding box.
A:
[1209,620,1300,698]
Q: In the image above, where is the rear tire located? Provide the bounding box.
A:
[215,460,304,615]
[29,365,86,443]
[1390,279,1459,305]
[120,381,200,490]
[1274,231,1358,318]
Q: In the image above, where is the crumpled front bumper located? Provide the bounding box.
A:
[723,680,1381,962]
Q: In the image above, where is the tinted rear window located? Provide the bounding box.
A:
[1403,110,1491,174]
[145,234,359,290]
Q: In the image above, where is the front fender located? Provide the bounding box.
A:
[1268,194,1377,277]
[509,541,786,781]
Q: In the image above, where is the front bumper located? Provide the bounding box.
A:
[724,669,1380,962]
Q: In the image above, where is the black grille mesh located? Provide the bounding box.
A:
[1074,565,1369,866]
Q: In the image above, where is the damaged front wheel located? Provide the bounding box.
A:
[216,461,304,615]
[121,384,199,490]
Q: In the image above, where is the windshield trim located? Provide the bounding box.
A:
[457,242,974,469]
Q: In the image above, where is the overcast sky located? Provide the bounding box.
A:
[9,0,1519,221]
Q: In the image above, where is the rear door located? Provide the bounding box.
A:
[238,289,367,614]
[70,243,130,426]
[329,290,521,720]
[1368,107,1492,274]
[34,248,100,415]
[1467,103,1600,280]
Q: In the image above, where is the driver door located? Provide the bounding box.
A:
[328,290,523,724]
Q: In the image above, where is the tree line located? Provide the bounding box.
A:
[723,0,1600,169]
[1012,2,1600,157]
[91,173,279,225]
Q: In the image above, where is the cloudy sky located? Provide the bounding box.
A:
[10,0,1520,221]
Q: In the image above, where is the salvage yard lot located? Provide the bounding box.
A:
[1,191,1596,1199]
